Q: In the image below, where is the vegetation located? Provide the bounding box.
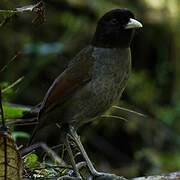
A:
[0,0,180,179]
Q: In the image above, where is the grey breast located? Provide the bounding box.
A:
[62,46,131,125]
[89,46,131,110]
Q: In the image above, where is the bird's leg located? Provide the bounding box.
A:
[69,126,115,177]
[60,134,82,180]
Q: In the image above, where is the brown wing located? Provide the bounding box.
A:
[28,46,93,145]
[40,46,93,125]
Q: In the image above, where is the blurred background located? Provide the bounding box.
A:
[1,0,180,178]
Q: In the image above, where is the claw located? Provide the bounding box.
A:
[57,175,82,180]
[69,126,127,180]
[93,173,127,180]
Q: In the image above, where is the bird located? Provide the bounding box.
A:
[28,8,142,179]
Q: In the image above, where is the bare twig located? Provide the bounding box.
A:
[12,122,37,126]
[0,87,6,129]
[113,105,146,117]
[0,52,20,72]
[101,114,128,121]
[2,76,24,93]
[0,118,37,127]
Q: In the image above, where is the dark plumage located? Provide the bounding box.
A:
[28,8,142,179]
[92,8,135,48]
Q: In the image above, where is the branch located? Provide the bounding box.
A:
[0,1,45,27]
[94,171,180,180]
[23,171,180,180]
[130,171,180,180]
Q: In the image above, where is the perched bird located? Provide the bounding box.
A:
[28,8,142,179]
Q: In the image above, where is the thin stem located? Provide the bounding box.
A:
[0,87,7,129]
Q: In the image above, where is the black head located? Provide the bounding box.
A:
[91,8,142,48]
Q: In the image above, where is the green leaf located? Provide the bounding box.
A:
[0,10,19,19]
[24,154,39,168]
[12,131,30,141]
[0,1,45,27]
[2,104,31,119]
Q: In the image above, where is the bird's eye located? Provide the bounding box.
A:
[110,18,118,24]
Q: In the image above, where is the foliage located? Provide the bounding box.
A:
[24,153,39,168]
[1,104,30,119]
[1,0,180,179]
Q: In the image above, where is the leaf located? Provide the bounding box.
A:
[0,1,45,27]
[0,132,23,180]
[0,10,18,19]
[12,131,30,141]
[2,104,31,120]
[24,153,39,168]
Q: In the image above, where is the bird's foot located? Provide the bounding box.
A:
[88,171,127,180]
[94,172,114,176]
[57,175,82,180]
[89,169,115,177]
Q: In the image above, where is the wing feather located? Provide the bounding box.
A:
[28,46,94,145]
[38,46,93,129]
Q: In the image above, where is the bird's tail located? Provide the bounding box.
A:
[27,124,39,146]
[1,103,62,148]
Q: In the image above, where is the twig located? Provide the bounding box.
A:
[32,164,72,171]
[0,52,20,72]
[22,150,36,159]
[101,114,128,121]
[113,105,146,117]
[2,76,24,93]
[0,118,37,127]
[0,1,45,28]
[0,17,10,28]
[0,87,6,129]
[12,122,37,126]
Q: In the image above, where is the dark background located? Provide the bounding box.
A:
[1,0,180,178]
